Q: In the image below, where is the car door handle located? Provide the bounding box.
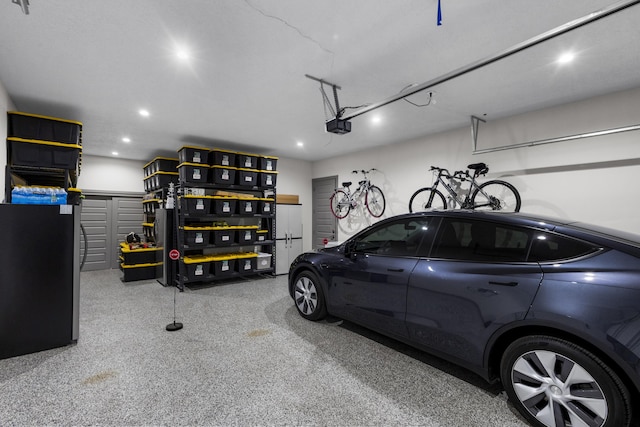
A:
[387,268,404,272]
[489,281,518,287]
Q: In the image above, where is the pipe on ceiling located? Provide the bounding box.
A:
[339,0,640,121]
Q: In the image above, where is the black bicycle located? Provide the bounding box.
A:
[409,163,521,212]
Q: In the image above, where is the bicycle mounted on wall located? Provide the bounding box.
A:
[330,169,386,219]
[409,163,521,212]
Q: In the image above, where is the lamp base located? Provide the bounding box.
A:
[166,322,183,332]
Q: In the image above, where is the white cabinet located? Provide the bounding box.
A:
[275,204,302,274]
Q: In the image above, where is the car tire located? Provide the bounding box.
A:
[500,335,632,427]
[293,271,327,321]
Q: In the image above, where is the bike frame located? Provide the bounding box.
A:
[349,179,370,204]
[432,169,489,209]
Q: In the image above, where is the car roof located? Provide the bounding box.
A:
[402,209,565,231]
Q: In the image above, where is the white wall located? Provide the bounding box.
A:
[78,155,146,193]
[0,78,16,200]
[313,87,640,241]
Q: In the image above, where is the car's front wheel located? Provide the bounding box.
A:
[293,271,327,321]
[500,335,632,427]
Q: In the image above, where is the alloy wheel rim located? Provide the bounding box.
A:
[294,277,317,315]
[511,350,607,427]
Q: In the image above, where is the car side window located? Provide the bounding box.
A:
[353,218,431,257]
[432,218,531,262]
[528,233,598,262]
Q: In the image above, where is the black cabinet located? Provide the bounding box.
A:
[0,204,80,359]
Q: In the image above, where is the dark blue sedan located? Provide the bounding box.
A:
[289,210,640,427]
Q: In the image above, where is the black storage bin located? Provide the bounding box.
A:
[236,152,259,169]
[182,226,213,247]
[9,137,80,169]
[256,229,269,242]
[182,256,210,281]
[178,146,209,165]
[210,165,237,185]
[211,196,237,215]
[237,168,258,186]
[236,254,257,273]
[66,188,82,205]
[237,197,258,215]
[142,198,160,214]
[151,172,179,191]
[178,162,209,184]
[151,157,179,174]
[209,149,236,167]
[120,243,163,264]
[143,160,154,177]
[259,170,278,188]
[143,222,155,241]
[259,156,278,171]
[236,226,258,244]
[211,255,236,277]
[143,175,153,192]
[8,111,82,145]
[212,227,236,246]
[258,198,275,215]
[180,195,212,216]
[120,262,162,282]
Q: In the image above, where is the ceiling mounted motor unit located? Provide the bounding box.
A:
[326,118,351,134]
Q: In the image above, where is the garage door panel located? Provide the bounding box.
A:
[80,196,143,271]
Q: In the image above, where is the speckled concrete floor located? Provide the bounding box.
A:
[0,269,528,426]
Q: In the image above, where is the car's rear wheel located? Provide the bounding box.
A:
[293,271,327,321]
[500,336,631,427]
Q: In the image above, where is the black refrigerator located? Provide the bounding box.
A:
[0,204,80,359]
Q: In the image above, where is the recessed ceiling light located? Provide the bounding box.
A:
[122,137,131,143]
[139,109,150,117]
[112,151,119,156]
[176,48,190,61]
[296,141,304,147]
[557,51,575,64]
[371,115,382,125]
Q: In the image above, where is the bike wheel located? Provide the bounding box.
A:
[470,180,521,212]
[408,188,447,212]
[330,189,351,219]
[365,185,386,218]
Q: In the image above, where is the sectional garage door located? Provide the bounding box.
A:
[80,196,144,271]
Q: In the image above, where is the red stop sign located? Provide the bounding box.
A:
[169,249,180,260]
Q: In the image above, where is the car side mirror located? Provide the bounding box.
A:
[344,240,357,258]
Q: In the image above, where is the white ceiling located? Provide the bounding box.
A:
[1,0,639,162]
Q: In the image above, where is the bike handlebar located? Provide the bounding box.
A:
[430,166,451,177]
[352,168,377,175]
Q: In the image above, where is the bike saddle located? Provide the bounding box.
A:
[467,162,487,170]
[342,181,352,187]
[468,162,489,175]
[358,180,366,185]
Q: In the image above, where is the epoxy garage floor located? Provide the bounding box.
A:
[0,270,528,426]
